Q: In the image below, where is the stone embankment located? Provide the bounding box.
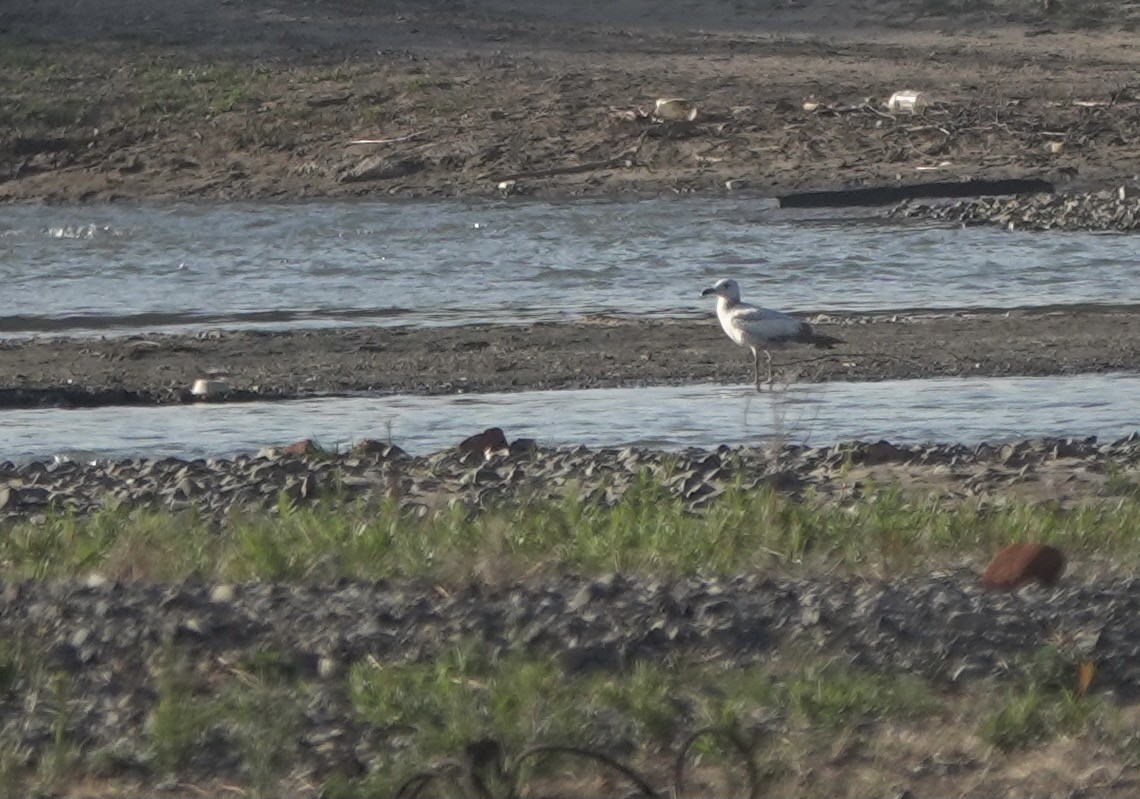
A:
[2,433,1139,522]
[889,188,1140,231]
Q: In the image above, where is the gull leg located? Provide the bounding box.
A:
[765,350,774,386]
[752,349,762,392]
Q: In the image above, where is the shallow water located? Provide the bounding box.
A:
[3,374,1137,463]
[2,198,1139,335]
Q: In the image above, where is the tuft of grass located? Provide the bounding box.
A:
[346,643,937,796]
[37,673,80,790]
[2,481,1140,583]
[780,663,938,728]
[983,687,1093,752]
[219,678,302,799]
[148,649,218,775]
[981,646,1098,752]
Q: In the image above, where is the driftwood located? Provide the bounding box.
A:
[488,148,639,183]
[346,130,427,145]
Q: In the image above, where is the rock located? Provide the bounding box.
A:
[190,378,230,398]
[509,438,538,456]
[352,439,407,459]
[457,427,509,458]
[281,439,321,457]
[860,440,906,466]
[980,543,1066,590]
[209,584,236,603]
[339,155,425,183]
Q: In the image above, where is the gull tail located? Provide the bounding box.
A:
[796,323,844,349]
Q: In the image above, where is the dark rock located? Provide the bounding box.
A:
[457,427,509,457]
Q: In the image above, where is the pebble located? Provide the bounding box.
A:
[1,434,1137,524]
[0,570,1138,784]
[889,188,1140,231]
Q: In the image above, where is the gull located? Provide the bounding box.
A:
[701,278,844,389]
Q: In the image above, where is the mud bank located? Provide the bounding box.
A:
[1,307,1138,407]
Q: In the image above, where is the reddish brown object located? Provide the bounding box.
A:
[281,439,319,457]
[980,543,1066,589]
[457,427,509,456]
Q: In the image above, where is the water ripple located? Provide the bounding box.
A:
[1,198,1139,335]
[1,374,1137,462]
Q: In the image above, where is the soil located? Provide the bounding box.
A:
[5,0,1140,203]
[1,306,1138,407]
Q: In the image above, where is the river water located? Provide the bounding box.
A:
[2,198,1139,335]
[2,197,1138,460]
[3,375,1137,463]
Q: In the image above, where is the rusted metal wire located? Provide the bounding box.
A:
[392,723,763,799]
[672,725,760,799]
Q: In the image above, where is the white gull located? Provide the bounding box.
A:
[701,277,844,389]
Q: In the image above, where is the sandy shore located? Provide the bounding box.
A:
[5,1,1140,203]
[0,306,1137,407]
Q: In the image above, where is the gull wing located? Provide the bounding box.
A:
[728,304,807,341]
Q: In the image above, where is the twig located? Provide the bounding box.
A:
[347,130,427,145]
[394,761,464,799]
[775,350,979,371]
[512,744,663,799]
[490,149,638,183]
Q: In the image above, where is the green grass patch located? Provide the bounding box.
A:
[980,646,1100,752]
[146,647,303,794]
[983,686,1093,752]
[346,643,938,796]
[148,649,219,774]
[0,46,274,132]
[2,480,1139,582]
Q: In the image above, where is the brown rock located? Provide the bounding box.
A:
[351,439,407,459]
[981,543,1066,590]
[457,428,509,457]
[281,439,320,457]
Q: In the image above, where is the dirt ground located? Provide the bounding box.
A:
[0,305,1137,406]
[5,0,1140,202]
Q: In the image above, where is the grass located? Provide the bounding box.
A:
[1,479,1139,583]
[0,40,460,144]
[0,44,273,132]
[981,646,1101,752]
[0,636,1120,797]
[984,686,1094,752]
[148,649,217,775]
[345,643,943,796]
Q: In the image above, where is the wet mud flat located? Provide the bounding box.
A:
[2,307,1140,407]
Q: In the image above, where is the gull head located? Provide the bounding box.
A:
[701,278,741,302]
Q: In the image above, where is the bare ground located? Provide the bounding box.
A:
[5,1,1140,202]
[0,306,1137,406]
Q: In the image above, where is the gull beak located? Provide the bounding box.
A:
[701,287,716,297]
